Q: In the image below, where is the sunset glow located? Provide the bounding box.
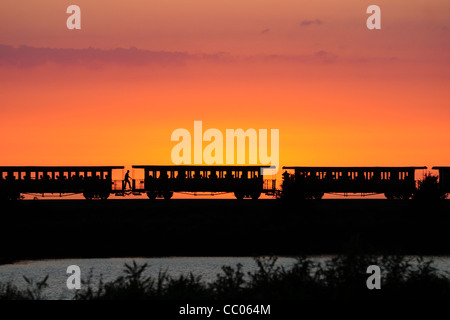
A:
[1,0,449,174]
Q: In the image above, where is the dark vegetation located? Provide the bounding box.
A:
[0,275,48,300]
[412,173,448,201]
[1,254,450,300]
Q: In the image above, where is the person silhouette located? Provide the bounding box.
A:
[282,171,290,182]
[124,170,132,190]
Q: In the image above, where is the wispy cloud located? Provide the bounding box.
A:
[0,44,404,69]
[260,28,271,35]
[0,44,340,68]
[0,45,217,68]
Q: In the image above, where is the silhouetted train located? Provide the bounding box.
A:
[281,166,426,200]
[0,165,274,200]
[0,166,123,200]
[0,165,448,200]
[128,165,274,200]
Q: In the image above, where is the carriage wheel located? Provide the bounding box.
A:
[147,191,157,200]
[234,192,245,200]
[100,192,110,200]
[305,193,315,200]
[83,192,93,200]
[399,193,412,200]
[313,192,324,200]
[163,191,173,200]
[384,193,394,200]
[251,192,261,200]
[8,192,20,201]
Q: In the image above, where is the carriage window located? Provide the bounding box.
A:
[158,171,168,178]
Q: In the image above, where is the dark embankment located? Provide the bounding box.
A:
[1,199,449,263]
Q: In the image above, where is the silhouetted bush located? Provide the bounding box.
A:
[73,255,450,300]
[413,173,447,201]
[0,275,48,300]
[2,256,450,300]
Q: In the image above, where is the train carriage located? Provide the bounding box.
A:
[131,165,273,200]
[281,166,426,200]
[0,166,123,200]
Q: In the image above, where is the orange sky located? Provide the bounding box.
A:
[0,0,449,177]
